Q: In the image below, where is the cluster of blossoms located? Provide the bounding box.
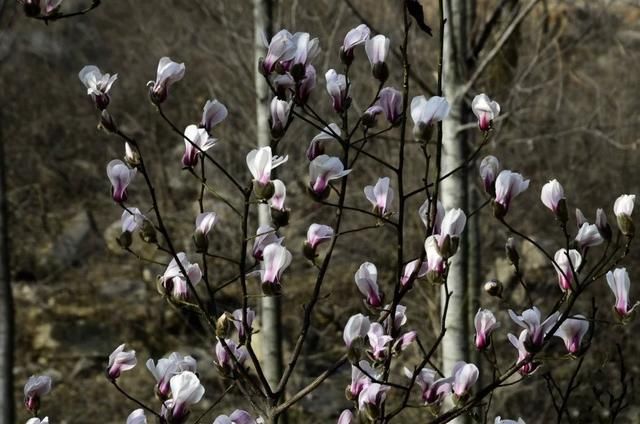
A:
[19,5,630,422]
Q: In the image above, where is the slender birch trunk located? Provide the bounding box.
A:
[253,0,284,400]
[441,1,471,421]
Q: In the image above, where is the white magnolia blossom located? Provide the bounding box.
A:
[182,124,217,168]
[78,65,117,109]
[107,343,137,379]
[261,29,297,74]
[252,225,283,260]
[494,170,530,214]
[342,24,370,54]
[365,34,390,65]
[325,69,348,113]
[474,308,499,350]
[148,57,185,104]
[126,409,147,424]
[269,179,287,211]
[306,123,341,161]
[305,223,334,249]
[411,96,450,126]
[471,93,500,131]
[606,267,639,318]
[554,315,589,354]
[479,155,501,193]
[146,352,197,398]
[165,371,205,420]
[440,208,467,238]
[613,194,635,217]
[364,177,394,215]
[160,252,202,299]
[121,207,145,233]
[575,222,604,248]
[508,307,559,348]
[195,212,217,237]
[246,146,288,187]
[308,155,351,194]
[343,313,371,347]
[270,97,292,134]
[541,179,565,213]
[24,375,52,412]
[201,99,228,134]
[452,361,479,397]
[260,243,293,286]
[26,418,49,424]
[355,262,382,308]
[554,248,582,292]
[107,159,136,203]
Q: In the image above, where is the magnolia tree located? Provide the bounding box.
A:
[16,1,637,424]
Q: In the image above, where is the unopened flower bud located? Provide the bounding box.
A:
[253,181,275,200]
[216,313,233,338]
[484,279,503,298]
[140,219,157,244]
[505,237,519,267]
[117,230,133,249]
[124,142,140,168]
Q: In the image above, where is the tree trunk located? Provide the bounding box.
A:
[0,107,15,424]
[253,0,284,399]
[441,0,471,421]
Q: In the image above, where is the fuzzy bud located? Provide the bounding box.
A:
[484,279,503,298]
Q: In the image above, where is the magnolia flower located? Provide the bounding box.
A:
[343,313,371,348]
[289,32,320,75]
[107,344,137,379]
[554,249,582,292]
[215,339,248,369]
[246,146,288,187]
[78,65,118,110]
[296,64,317,105]
[260,243,292,287]
[364,177,394,215]
[348,360,377,398]
[261,29,296,74]
[474,308,500,350]
[148,57,185,104]
[213,410,256,424]
[575,222,604,249]
[146,352,197,399]
[358,382,389,412]
[306,123,341,161]
[107,159,136,203]
[355,262,383,308]
[495,417,526,424]
[325,69,348,113]
[165,371,204,421]
[232,308,256,340]
[182,124,217,168]
[424,235,445,280]
[377,87,403,125]
[411,96,450,142]
[403,367,452,405]
[337,409,354,424]
[452,361,479,397]
[479,155,501,194]
[341,24,370,63]
[382,303,408,332]
[270,97,292,138]
[494,170,530,216]
[308,155,351,195]
[365,34,390,81]
[614,194,635,236]
[508,307,559,349]
[24,375,51,413]
[419,198,444,234]
[508,330,538,375]
[367,323,393,359]
[195,212,217,237]
[471,94,500,131]
[269,180,287,211]
[440,208,467,238]
[160,253,202,299]
[541,179,565,214]
[554,315,589,354]
[606,268,639,319]
[201,99,228,134]
[127,409,147,424]
[305,224,334,249]
[401,259,428,286]
[392,330,417,352]
[613,194,635,217]
[26,418,49,424]
[252,225,283,260]
[121,207,145,234]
